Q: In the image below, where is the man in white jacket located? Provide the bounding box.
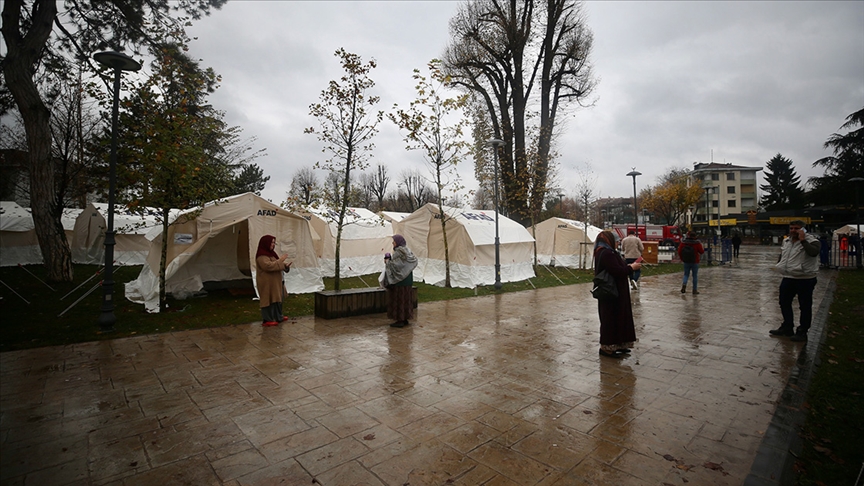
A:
[769,220,821,342]
[621,230,644,290]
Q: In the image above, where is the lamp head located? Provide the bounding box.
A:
[486,139,504,149]
[93,51,142,72]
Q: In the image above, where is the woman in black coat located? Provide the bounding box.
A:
[594,230,641,358]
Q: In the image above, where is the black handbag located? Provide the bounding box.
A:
[591,269,618,299]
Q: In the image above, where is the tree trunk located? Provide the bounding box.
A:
[2,0,73,282]
[159,209,170,312]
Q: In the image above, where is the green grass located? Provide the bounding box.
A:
[0,261,683,352]
[795,269,864,485]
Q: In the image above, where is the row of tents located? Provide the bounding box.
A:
[0,201,156,267]
[2,194,604,312]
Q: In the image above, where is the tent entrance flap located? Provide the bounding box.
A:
[236,220,251,277]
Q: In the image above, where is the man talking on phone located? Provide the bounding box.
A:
[769,220,821,342]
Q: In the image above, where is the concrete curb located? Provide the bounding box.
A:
[744,269,839,486]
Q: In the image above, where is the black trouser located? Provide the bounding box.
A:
[779,277,816,334]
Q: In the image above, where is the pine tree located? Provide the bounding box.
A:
[760,154,805,210]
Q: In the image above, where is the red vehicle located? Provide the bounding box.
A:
[612,224,682,246]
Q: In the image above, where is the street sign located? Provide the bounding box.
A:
[709,218,738,226]
[769,216,811,225]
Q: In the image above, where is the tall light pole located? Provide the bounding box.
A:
[851,177,864,270]
[626,170,641,237]
[94,51,141,333]
[703,185,713,265]
[487,139,504,289]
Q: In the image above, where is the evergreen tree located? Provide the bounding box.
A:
[760,153,804,210]
[809,107,864,205]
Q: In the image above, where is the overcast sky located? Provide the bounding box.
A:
[183,0,864,206]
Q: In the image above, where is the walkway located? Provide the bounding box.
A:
[0,245,833,485]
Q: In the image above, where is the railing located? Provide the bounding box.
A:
[821,238,861,269]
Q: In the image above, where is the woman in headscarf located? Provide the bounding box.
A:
[594,230,641,357]
[255,235,291,327]
[383,234,418,328]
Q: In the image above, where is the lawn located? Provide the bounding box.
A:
[0,261,682,352]
[795,268,864,485]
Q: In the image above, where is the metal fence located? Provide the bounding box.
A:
[821,238,861,269]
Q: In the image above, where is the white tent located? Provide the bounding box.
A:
[302,206,393,277]
[378,211,410,225]
[72,202,161,265]
[1,201,80,267]
[832,224,861,240]
[393,203,535,288]
[529,217,603,269]
[125,193,323,313]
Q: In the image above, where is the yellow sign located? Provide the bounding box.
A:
[769,217,812,225]
[709,218,738,226]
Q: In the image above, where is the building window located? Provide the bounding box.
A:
[727,173,735,181]
[727,186,736,194]
[712,200,719,208]
[728,200,736,208]
[711,173,720,181]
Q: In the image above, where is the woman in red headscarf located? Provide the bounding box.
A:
[256,235,291,326]
[594,230,641,357]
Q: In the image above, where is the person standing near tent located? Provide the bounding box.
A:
[678,231,705,294]
[383,234,417,328]
[256,235,291,327]
[620,229,644,290]
[594,230,640,358]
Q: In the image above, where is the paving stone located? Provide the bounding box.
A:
[0,247,834,485]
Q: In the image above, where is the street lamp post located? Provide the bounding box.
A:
[851,177,864,269]
[626,170,641,237]
[703,185,713,265]
[94,51,141,333]
[487,139,504,290]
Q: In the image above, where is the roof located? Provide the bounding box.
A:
[693,162,762,172]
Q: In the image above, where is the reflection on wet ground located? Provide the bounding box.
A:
[0,245,834,485]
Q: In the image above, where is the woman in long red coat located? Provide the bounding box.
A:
[255,235,291,327]
[594,230,641,358]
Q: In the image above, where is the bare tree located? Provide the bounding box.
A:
[357,172,375,209]
[400,169,434,211]
[288,166,319,206]
[574,164,597,268]
[305,49,382,289]
[368,164,390,211]
[390,60,470,287]
[443,0,596,225]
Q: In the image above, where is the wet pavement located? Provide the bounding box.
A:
[1,245,836,485]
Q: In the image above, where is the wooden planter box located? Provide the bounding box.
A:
[314,287,418,320]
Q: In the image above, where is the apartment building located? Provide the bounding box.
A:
[690,162,762,223]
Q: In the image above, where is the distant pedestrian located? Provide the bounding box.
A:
[255,235,292,327]
[678,232,705,295]
[732,234,742,258]
[770,220,820,342]
[383,234,418,328]
[594,230,640,358]
[621,230,644,290]
[818,233,830,267]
